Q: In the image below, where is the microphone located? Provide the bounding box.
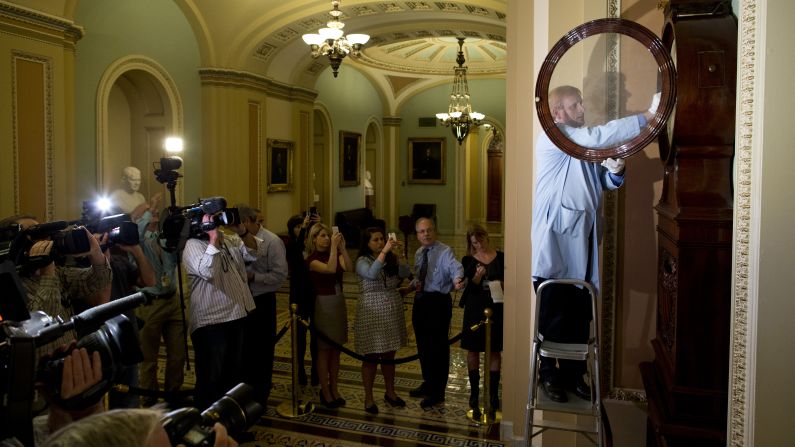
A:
[184,197,227,216]
[24,221,68,239]
[34,292,147,345]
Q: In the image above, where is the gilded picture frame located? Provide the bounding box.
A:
[408,137,445,184]
[339,130,361,187]
[267,139,293,192]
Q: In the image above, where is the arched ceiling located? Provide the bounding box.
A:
[180,0,507,88]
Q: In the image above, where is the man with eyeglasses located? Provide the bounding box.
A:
[231,204,287,406]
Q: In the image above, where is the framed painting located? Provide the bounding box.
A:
[267,139,293,192]
[408,137,445,184]
[339,130,361,187]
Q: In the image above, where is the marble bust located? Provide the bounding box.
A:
[110,166,146,214]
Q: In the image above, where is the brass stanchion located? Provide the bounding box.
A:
[277,304,314,418]
[467,307,501,425]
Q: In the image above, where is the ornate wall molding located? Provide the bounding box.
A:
[730,0,759,445]
[0,2,83,49]
[11,50,54,221]
[601,0,624,398]
[199,68,318,104]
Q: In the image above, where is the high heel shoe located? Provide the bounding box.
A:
[332,393,346,407]
[364,402,379,415]
[319,391,340,409]
[384,393,406,407]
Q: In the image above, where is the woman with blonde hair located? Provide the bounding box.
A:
[306,223,353,408]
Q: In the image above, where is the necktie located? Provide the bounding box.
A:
[418,247,429,290]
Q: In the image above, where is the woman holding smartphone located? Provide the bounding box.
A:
[354,227,410,414]
[306,223,352,408]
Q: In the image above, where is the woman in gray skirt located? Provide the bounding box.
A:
[306,223,353,408]
[354,227,411,414]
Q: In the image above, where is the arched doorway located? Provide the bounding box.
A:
[312,108,332,219]
[97,56,183,206]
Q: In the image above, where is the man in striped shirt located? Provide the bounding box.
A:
[182,211,258,409]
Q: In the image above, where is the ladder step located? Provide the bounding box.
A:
[531,418,599,435]
[539,341,589,360]
[534,389,598,415]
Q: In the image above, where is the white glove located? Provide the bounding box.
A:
[601,157,626,175]
[648,92,661,115]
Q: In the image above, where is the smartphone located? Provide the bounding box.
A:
[332,226,339,235]
[388,232,397,241]
[309,206,318,216]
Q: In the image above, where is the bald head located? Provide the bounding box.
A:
[415,217,436,247]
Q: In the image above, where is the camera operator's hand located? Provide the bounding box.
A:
[61,348,102,399]
[86,228,108,265]
[202,214,219,247]
[44,347,105,434]
[29,239,56,276]
[174,423,237,447]
[149,191,163,211]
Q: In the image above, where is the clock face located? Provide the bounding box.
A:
[535,18,677,162]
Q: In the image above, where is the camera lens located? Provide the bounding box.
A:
[201,383,262,435]
[51,228,91,255]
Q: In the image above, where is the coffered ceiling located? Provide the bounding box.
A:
[181,0,507,85]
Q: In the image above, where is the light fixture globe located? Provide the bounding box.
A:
[436,38,485,144]
[301,1,370,78]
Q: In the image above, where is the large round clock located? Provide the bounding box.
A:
[535,18,677,162]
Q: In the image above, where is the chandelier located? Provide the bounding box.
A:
[301,1,370,78]
[436,38,485,145]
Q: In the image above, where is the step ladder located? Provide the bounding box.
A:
[524,279,612,446]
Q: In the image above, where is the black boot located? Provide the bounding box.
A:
[489,371,501,416]
[468,369,481,418]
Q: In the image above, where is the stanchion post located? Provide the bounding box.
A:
[483,307,492,420]
[277,304,314,418]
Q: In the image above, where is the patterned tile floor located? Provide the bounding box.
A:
[158,230,508,446]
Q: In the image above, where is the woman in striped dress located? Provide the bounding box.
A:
[354,227,410,414]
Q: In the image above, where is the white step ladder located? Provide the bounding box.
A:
[524,279,612,446]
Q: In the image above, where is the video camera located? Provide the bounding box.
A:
[161,383,264,446]
[0,221,92,274]
[80,200,139,248]
[159,196,240,252]
[0,264,146,445]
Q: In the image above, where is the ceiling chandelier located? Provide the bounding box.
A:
[436,38,485,145]
[301,1,370,78]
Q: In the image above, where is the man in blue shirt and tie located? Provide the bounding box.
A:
[409,217,464,409]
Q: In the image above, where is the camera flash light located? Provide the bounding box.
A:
[165,136,184,153]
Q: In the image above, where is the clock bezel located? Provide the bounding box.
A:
[535,18,677,162]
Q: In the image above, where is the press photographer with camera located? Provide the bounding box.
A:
[181,206,258,410]
[135,207,185,407]
[228,204,287,406]
[0,214,112,356]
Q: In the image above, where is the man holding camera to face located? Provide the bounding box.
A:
[228,204,287,406]
[181,209,258,410]
[0,214,112,357]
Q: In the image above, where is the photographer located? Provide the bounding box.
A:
[135,208,185,407]
[41,408,237,447]
[229,204,287,406]
[0,214,111,356]
[96,226,155,409]
[182,211,257,409]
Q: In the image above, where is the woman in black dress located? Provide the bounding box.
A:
[460,224,504,417]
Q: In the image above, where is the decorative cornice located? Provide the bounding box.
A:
[0,1,84,48]
[198,68,317,104]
